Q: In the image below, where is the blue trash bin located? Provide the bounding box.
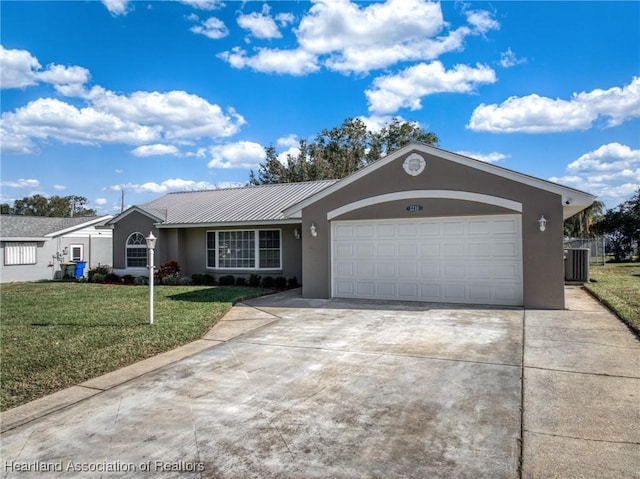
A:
[74,261,87,278]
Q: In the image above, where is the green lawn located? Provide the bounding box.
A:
[584,262,640,335]
[0,282,268,411]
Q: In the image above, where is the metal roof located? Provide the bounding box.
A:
[139,180,338,226]
[0,216,111,239]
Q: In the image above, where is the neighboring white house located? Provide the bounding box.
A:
[0,215,113,283]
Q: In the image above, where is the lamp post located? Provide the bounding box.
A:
[146,232,157,325]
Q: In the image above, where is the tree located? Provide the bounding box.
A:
[249,117,438,185]
[564,200,605,237]
[592,189,640,261]
[0,195,96,217]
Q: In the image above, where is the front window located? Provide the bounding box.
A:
[4,243,37,265]
[126,232,147,268]
[206,230,281,270]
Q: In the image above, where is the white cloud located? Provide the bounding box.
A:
[2,98,160,146]
[357,114,408,133]
[86,87,246,139]
[455,151,509,163]
[366,61,496,115]
[499,48,526,68]
[237,4,281,39]
[191,17,229,39]
[468,77,640,133]
[114,178,223,194]
[218,46,319,76]
[101,0,130,16]
[464,8,500,34]
[0,46,90,92]
[207,141,266,169]
[550,143,640,207]
[276,134,299,148]
[0,178,40,188]
[218,0,499,76]
[277,147,301,166]
[131,144,180,157]
[1,64,246,154]
[53,184,67,191]
[276,12,295,27]
[94,198,108,206]
[0,45,41,88]
[568,142,640,172]
[179,0,224,10]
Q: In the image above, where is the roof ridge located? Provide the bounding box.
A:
[163,179,338,196]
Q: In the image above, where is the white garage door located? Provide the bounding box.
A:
[331,215,523,306]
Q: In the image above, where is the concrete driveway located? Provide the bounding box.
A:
[1,287,638,478]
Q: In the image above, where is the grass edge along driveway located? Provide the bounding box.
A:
[1,282,269,411]
[584,262,640,335]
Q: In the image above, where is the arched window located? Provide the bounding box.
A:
[126,232,147,268]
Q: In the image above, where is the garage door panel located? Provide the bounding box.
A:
[420,263,441,278]
[332,215,523,306]
[377,243,395,257]
[420,243,441,257]
[398,262,418,278]
[444,243,464,257]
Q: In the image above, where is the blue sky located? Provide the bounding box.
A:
[1,0,638,215]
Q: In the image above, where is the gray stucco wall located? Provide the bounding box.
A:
[300,149,565,309]
[166,224,303,282]
[113,221,303,282]
[112,212,159,274]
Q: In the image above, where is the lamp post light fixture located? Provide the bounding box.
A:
[146,232,157,325]
[293,228,301,240]
[309,223,318,237]
[538,215,547,232]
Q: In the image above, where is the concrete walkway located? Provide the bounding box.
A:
[522,286,640,478]
[0,286,638,478]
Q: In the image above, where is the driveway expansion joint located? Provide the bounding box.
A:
[525,429,640,446]
[230,339,522,369]
[524,365,640,380]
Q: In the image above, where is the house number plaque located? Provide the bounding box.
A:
[406,204,423,212]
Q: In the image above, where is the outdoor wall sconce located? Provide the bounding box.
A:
[538,215,547,232]
[294,228,301,239]
[309,223,318,237]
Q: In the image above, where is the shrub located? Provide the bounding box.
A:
[91,273,106,283]
[122,274,135,284]
[219,275,235,286]
[274,277,287,290]
[88,265,111,283]
[261,276,275,289]
[161,276,179,286]
[179,277,191,286]
[287,277,299,289]
[105,273,120,283]
[249,274,262,287]
[134,276,148,285]
[202,274,216,285]
[235,277,247,286]
[191,274,204,285]
[156,260,180,280]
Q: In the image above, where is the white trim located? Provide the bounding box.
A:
[158,219,300,229]
[283,143,595,220]
[327,190,522,220]
[107,207,164,225]
[45,215,113,237]
[70,244,84,262]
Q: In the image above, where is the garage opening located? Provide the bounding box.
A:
[331,215,523,306]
